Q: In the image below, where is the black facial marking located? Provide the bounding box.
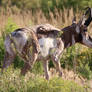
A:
[15,28,25,32]
[78,33,83,42]
[84,29,87,32]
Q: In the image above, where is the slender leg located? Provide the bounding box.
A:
[51,50,63,77]
[52,58,62,77]
[21,53,38,75]
[51,38,64,77]
[21,62,31,75]
[2,35,16,72]
[21,45,38,75]
[2,51,16,73]
[21,31,40,75]
[42,60,49,80]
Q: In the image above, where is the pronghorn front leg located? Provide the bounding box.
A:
[21,31,40,75]
[42,60,49,80]
[21,53,38,75]
[52,56,62,77]
[51,38,64,77]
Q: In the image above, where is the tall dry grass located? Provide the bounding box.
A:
[0,8,85,36]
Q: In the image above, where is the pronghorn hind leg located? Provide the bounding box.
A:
[20,45,38,75]
[21,62,31,75]
[2,35,16,72]
[51,56,62,77]
[51,47,63,77]
[21,31,40,75]
[20,53,38,75]
[2,51,16,73]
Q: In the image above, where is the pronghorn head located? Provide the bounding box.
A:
[61,13,92,48]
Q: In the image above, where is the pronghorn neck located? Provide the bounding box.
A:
[61,29,76,49]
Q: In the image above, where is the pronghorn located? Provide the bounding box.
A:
[2,24,64,80]
[2,8,92,80]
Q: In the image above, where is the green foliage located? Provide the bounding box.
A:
[5,17,18,35]
[31,61,43,75]
[0,37,4,67]
[0,68,88,92]
[60,44,92,80]
[61,44,79,69]
[78,63,92,80]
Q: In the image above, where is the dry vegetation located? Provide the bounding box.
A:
[0,8,81,35]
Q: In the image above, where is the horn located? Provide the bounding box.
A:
[78,7,92,26]
[84,7,92,26]
[78,14,85,26]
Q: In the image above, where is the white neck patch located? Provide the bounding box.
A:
[76,26,80,33]
[38,37,56,57]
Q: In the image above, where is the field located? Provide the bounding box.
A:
[0,4,92,92]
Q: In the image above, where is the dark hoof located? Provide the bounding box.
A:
[59,72,62,77]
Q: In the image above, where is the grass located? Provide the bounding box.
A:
[0,67,89,92]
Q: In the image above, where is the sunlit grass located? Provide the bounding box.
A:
[0,67,88,92]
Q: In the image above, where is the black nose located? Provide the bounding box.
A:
[84,29,87,32]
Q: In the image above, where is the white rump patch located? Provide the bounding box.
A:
[39,37,57,57]
[12,31,28,53]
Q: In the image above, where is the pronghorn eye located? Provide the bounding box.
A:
[84,29,87,32]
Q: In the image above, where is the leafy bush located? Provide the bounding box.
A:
[77,63,92,80]
[60,44,92,80]
[31,61,43,75]
[4,17,19,35]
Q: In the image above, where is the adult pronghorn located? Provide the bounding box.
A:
[2,8,92,80]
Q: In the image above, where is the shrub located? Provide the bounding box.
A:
[77,63,92,80]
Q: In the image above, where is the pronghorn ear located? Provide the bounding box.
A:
[72,16,76,24]
[77,13,86,26]
[61,26,70,31]
[84,7,92,26]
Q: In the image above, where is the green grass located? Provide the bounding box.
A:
[0,67,89,92]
